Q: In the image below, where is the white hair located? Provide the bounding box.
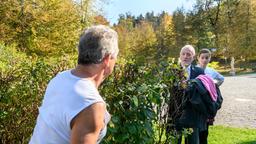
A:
[180,45,195,56]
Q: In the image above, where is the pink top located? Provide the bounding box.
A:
[196,75,218,102]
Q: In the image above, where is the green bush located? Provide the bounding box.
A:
[101,58,185,144]
[208,61,221,70]
[0,43,75,143]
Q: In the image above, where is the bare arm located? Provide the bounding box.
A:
[70,102,105,144]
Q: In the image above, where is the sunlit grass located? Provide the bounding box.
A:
[208,125,256,144]
[156,125,256,144]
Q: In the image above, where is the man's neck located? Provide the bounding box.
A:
[71,64,104,88]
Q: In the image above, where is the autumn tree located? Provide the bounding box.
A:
[156,12,176,59]
[0,0,97,57]
[133,21,157,63]
[115,18,157,63]
[172,8,188,49]
[93,15,109,25]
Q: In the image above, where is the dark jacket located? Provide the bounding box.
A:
[176,78,223,131]
[192,79,223,117]
[190,65,204,79]
[169,65,204,131]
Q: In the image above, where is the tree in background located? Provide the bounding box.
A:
[0,0,96,57]
[156,12,176,59]
[114,17,157,63]
[93,15,109,25]
[172,8,187,49]
[172,0,256,69]
[215,0,256,69]
[114,15,136,59]
[114,12,179,63]
[27,0,82,56]
[0,0,21,45]
[133,21,157,63]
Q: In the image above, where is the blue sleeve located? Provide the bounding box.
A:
[211,68,224,86]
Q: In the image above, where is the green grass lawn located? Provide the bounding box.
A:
[208,125,256,144]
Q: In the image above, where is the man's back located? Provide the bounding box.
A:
[29,70,106,144]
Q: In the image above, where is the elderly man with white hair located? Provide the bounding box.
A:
[29,25,119,144]
[179,44,198,79]
[172,45,205,144]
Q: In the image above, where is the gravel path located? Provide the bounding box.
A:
[214,73,256,128]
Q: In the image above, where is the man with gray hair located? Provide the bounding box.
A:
[168,45,205,144]
[29,25,118,144]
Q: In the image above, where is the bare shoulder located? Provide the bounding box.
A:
[70,102,106,143]
[71,102,106,129]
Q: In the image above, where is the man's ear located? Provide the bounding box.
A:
[102,55,111,67]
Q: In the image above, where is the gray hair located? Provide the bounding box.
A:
[180,45,195,56]
[78,25,119,65]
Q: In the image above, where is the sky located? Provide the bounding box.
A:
[103,0,195,25]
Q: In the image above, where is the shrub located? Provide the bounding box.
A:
[208,61,221,70]
[101,58,185,144]
[0,43,75,143]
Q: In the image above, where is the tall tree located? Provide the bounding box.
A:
[0,0,98,57]
[133,21,157,63]
[93,15,109,25]
[114,17,157,63]
[156,12,176,59]
[173,8,187,49]
[0,0,27,48]
[26,0,82,55]
[194,0,222,48]
[114,16,136,59]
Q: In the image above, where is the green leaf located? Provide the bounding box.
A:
[132,96,139,107]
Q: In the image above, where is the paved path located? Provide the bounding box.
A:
[214,73,256,128]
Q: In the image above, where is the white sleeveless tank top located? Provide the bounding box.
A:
[29,70,111,144]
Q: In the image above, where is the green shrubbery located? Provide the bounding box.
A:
[101,58,185,144]
[208,61,221,70]
[0,43,76,143]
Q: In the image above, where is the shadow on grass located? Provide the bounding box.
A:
[239,141,256,144]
